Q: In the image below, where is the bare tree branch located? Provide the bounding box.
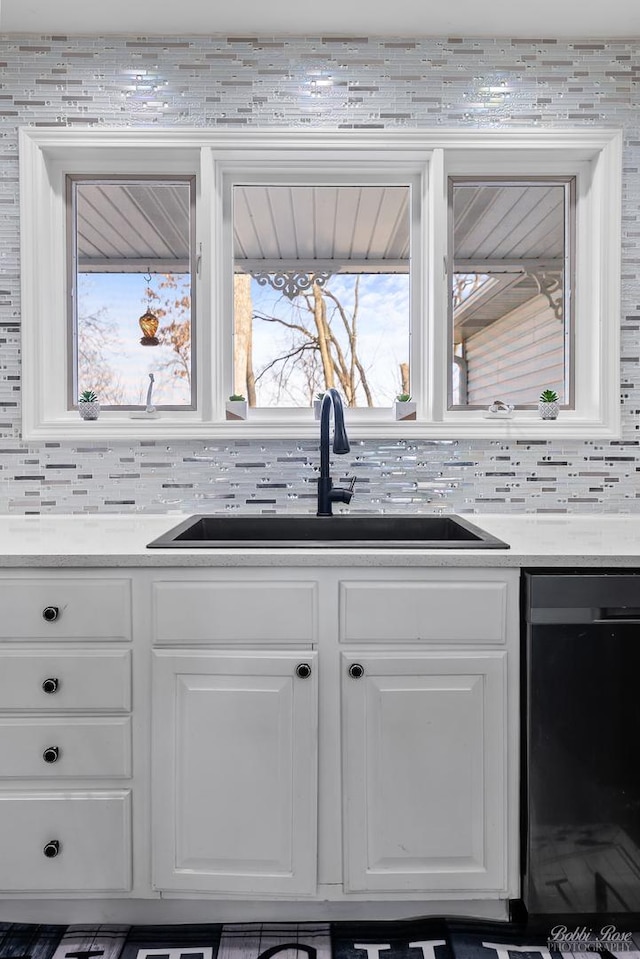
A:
[253,341,317,383]
[154,275,192,389]
[77,306,126,405]
[253,312,317,341]
[241,274,384,407]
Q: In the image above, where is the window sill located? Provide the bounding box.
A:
[22,409,621,442]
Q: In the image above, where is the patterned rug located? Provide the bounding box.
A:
[3,919,640,959]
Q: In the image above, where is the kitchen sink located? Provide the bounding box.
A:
[147,514,509,549]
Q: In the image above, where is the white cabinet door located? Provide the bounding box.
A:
[342,650,507,894]
[152,649,318,896]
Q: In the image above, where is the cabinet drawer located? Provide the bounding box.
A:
[0,649,131,710]
[0,791,131,892]
[340,578,509,643]
[0,578,131,641]
[0,717,131,778]
[153,580,318,643]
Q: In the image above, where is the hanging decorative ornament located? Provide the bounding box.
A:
[139,271,159,346]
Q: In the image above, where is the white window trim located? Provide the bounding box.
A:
[19,127,622,441]
[210,145,428,435]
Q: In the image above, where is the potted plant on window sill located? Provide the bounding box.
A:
[226,394,248,421]
[313,392,326,420]
[78,389,100,421]
[394,393,416,421]
[538,389,559,420]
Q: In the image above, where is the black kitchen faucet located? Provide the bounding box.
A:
[316,388,355,516]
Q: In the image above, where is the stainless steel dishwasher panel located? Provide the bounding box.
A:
[523,571,640,915]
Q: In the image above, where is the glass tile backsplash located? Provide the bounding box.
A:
[0,32,638,514]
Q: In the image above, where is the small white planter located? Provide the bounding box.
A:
[313,399,323,420]
[395,400,416,421]
[538,400,559,421]
[78,401,100,421]
[225,399,248,421]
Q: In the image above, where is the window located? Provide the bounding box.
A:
[232,184,411,410]
[448,177,574,410]
[19,128,621,439]
[68,175,196,409]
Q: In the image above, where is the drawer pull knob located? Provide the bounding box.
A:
[41,678,59,694]
[295,663,312,679]
[42,606,60,623]
[43,840,60,858]
[42,746,60,764]
[348,663,364,679]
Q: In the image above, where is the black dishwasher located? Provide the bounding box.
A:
[523,570,640,916]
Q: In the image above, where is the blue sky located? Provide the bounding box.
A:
[77,271,410,408]
[77,273,191,405]
[250,273,410,407]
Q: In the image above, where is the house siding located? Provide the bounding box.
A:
[464,295,565,406]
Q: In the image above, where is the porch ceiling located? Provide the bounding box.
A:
[75,178,566,338]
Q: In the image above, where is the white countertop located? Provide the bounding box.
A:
[0,512,639,567]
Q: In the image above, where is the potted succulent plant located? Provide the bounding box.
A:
[394,392,416,421]
[538,388,559,420]
[225,393,247,420]
[78,389,100,421]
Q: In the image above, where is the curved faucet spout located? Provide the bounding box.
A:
[317,389,353,516]
[320,388,350,468]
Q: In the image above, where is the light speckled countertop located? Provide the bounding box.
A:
[0,513,639,567]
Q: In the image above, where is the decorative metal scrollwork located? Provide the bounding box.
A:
[527,270,564,321]
[250,270,334,301]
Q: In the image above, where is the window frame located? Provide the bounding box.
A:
[437,143,616,436]
[213,148,427,428]
[446,174,576,412]
[19,127,622,440]
[66,171,198,411]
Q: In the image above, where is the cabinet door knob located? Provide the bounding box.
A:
[348,663,364,679]
[42,606,59,623]
[41,678,59,694]
[295,662,312,679]
[43,840,60,858]
[42,746,60,764]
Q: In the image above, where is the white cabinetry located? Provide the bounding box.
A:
[0,562,518,913]
[0,572,133,895]
[152,649,318,896]
[337,570,515,897]
[150,567,519,903]
[341,651,506,893]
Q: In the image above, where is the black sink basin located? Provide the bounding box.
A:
[147,514,509,549]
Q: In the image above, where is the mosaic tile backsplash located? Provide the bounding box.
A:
[0,32,639,515]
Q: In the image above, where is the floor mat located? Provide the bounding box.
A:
[2,919,640,959]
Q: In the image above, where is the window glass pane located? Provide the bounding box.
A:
[449,178,573,409]
[69,177,194,408]
[233,184,411,408]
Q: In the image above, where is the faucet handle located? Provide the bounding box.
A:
[331,476,356,507]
